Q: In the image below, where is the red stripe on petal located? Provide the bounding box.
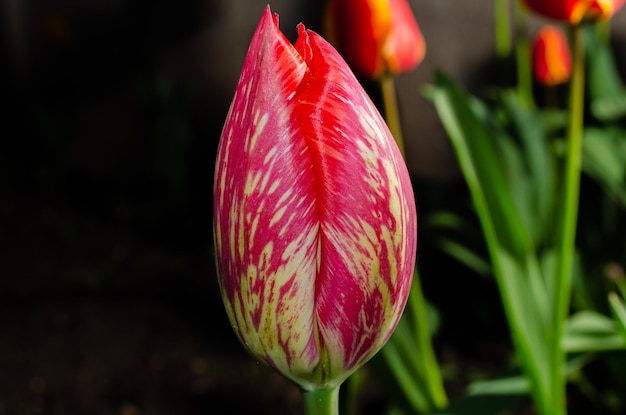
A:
[294,27,417,380]
[214,6,321,383]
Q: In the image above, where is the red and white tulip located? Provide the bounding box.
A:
[213,6,417,391]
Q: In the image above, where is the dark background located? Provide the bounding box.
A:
[2,0,626,414]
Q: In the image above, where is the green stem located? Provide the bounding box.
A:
[380,75,405,157]
[514,1,534,108]
[408,267,449,410]
[494,0,512,58]
[302,387,340,415]
[550,23,585,415]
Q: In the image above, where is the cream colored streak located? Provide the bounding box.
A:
[247,110,268,154]
[257,225,319,373]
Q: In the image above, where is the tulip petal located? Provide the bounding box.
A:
[532,26,572,86]
[325,0,392,77]
[324,0,424,78]
[383,0,426,74]
[294,26,416,382]
[214,6,321,384]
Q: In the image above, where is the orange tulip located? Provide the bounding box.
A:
[532,26,572,86]
[325,0,425,78]
[522,0,625,24]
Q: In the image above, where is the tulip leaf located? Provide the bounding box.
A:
[426,211,491,276]
[430,371,528,415]
[433,354,596,415]
[381,266,448,413]
[434,237,492,276]
[426,73,550,328]
[562,310,626,353]
[499,90,556,246]
[582,127,626,206]
[434,391,526,415]
[425,210,478,234]
[378,338,437,413]
[608,293,626,343]
[427,72,531,259]
[586,25,626,121]
[427,72,556,410]
[492,130,535,245]
[426,211,487,255]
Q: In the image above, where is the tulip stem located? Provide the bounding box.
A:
[380,75,406,157]
[302,387,340,415]
[550,22,585,415]
[407,266,449,410]
[494,0,511,59]
[514,1,534,108]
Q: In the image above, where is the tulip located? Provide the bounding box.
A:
[522,0,626,24]
[213,5,417,394]
[324,0,425,78]
[532,25,572,86]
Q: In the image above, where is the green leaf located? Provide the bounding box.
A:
[562,310,626,353]
[582,127,626,206]
[608,293,626,343]
[431,370,529,415]
[427,72,531,259]
[426,211,477,235]
[434,237,492,276]
[493,130,535,245]
[500,90,556,246]
[376,267,448,414]
[586,25,626,121]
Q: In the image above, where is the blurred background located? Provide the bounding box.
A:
[1,0,626,414]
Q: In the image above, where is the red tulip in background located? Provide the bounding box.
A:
[213,6,417,391]
[324,0,425,78]
[522,0,626,24]
[532,26,572,86]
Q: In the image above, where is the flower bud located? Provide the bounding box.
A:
[532,25,572,86]
[522,0,625,24]
[324,0,425,78]
[213,6,417,391]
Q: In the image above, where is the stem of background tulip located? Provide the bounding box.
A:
[514,1,534,108]
[407,267,449,410]
[494,0,511,59]
[550,23,584,415]
[380,75,405,157]
[302,387,340,415]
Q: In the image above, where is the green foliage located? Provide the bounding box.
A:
[421,21,626,412]
[372,8,626,415]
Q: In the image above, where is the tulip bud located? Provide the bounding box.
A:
[324,0,425,78]
[532,25,572,86]
[522,0,625,24]
[213,6,417,391]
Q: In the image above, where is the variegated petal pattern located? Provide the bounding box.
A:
[214,6,417,390]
